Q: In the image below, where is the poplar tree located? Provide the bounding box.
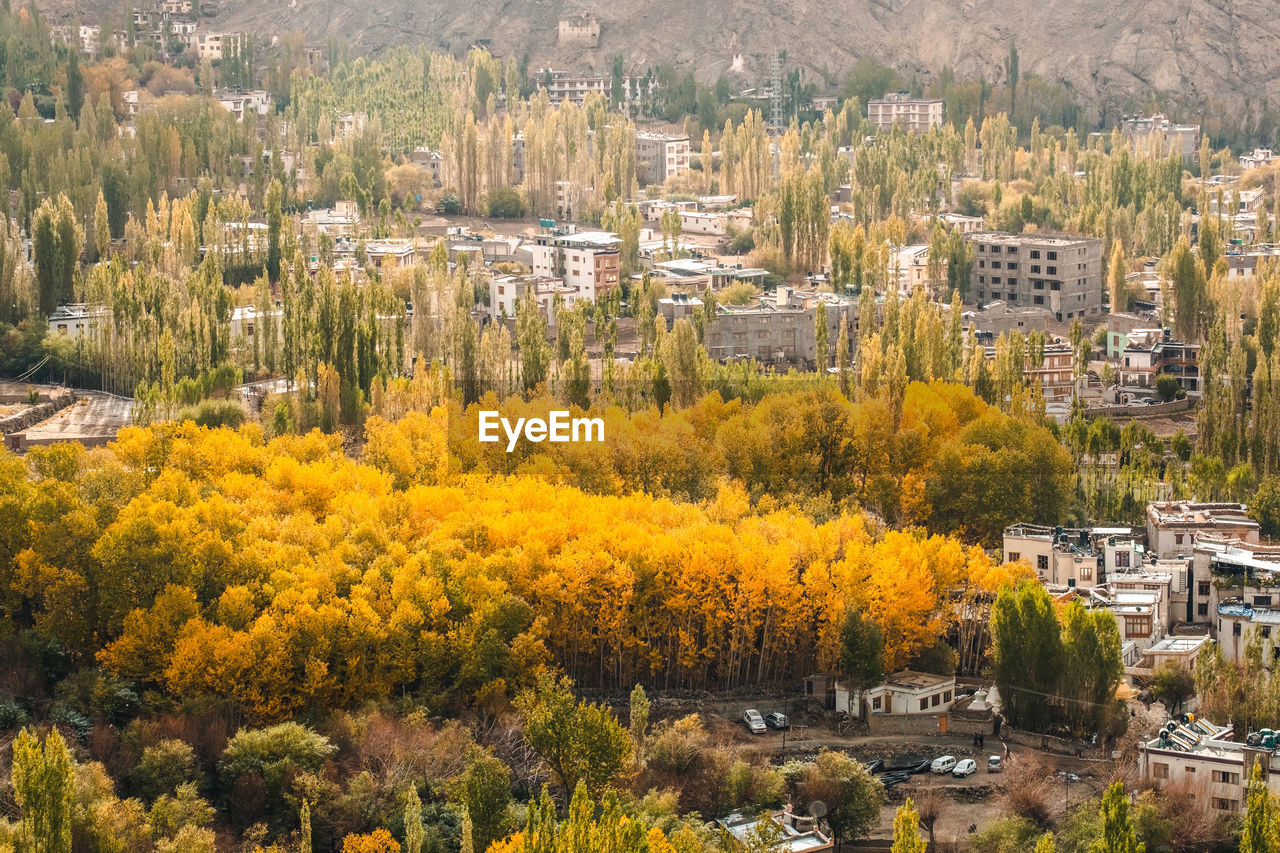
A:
[12,727,74,853]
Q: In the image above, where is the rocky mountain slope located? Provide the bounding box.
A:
[52,0,1280,123]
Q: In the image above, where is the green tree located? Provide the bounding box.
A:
[300,799,312,853]
[1250,476,1280,538]
[455,751,510,853]
[891,798,927,853]
[265,178,283,281]
[839,608,885,691]
[1241,758,1277,853]
[1166,236,1208,342]
[403,787,422,853]
[1059,600,1123,733]
[1154,373,1181,402]
[517,673,631,798]
[1148,662,1194,714]
[629,684,650,763]
[1005,40,1019,119]
[11,727,74,853]
[94,192,110,262]
[796,750,884,845]
[517,286,551,392]
[1093,782,1145,853]
[991,581,1063,732]
[1108,241,1128,313]
[31,195,83,315]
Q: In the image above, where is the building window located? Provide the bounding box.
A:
[1234,622,1242,636]
[943,691,952,703]
[1176,534,1184,545]
[1198,582,1210,596]
[1213,770,1239,784]
[1152,763,1169,779]
[1031,265,1041,274]
[992,261,1002,270]
[873,696,882,710]
[1007,262,1018,270]
[1255,595,1272,607]
[932,694,941,707]
[1009,552,1021,562]
[1031,250,1041,259]
[1116,551,1130,568]
[1051,282,1061,291]
[1038,555,1049,571]
[919,698,929,711]
[1048,251,1058,260]
[1212,798,1239,811]
[1047,266,1058,275]
[1198,603,1209,616]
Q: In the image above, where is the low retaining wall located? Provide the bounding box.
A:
[1083,398,1192,419]
[0,393,76,436]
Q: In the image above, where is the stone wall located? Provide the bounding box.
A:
[0,393,76,436]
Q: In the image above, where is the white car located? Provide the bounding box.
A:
[952,759,978,778]
[743,709,766,734]
[930,755,957,774]
[987,755,1003,773]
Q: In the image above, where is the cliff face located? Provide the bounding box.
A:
[56,0,1280,124]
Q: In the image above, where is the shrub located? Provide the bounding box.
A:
[178,399,245,429]
[132,739,200,801]
[486,187,524,218]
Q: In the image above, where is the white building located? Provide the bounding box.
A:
[214,89,272,122]
[862,670,956,716]
[529,231,621,303]
[635,132,691,185]
[867,92,944,133]
[1146,502,1260,559]
[48,304,110,340]
[1139,717,1280,814]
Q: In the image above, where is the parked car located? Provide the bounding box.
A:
[764,712,790,730]
[987,755,1003,773]
[930,755,957,774]
[864,758,884,774]
[743,709,766,734]
[952,759,978,778]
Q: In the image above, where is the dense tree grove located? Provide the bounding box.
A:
[991,581,1124,736]
[0,386,1032,719]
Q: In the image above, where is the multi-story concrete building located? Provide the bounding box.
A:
[703,287,855,368]
[635,132,691,185]
[867,92,944,133]
[529,231,621,303]
[214,89,272,123]
[536,71,657,106]
[193,31,242,62]
[1118,331,1201,395]
[1242,148,1278,170]
[969,232,1103,323]
[1139,716,1280,815]
[1122,114,1201,162]
[1146,502,1259,560]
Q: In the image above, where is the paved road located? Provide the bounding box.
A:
[19,392,133,446]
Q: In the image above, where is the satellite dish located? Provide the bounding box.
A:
[809,800,828,819]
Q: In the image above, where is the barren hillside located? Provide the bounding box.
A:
[50,0,1280,122]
